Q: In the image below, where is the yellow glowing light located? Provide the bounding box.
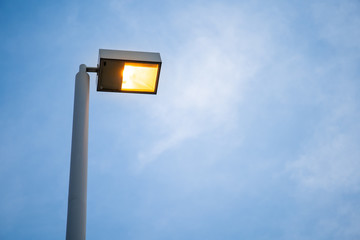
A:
[121,63,159,92]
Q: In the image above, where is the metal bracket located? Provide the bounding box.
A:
[86,67,98,73]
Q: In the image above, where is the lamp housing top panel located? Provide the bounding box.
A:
[99,49,161,63]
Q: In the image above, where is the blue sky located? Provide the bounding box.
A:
[1,0,360,239]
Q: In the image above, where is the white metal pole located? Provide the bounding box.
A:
[66,64,90,240]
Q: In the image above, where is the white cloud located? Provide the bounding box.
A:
[288,99,360,192]
[286,0,360,193]
[135,2,275,169]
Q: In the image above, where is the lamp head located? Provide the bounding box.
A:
[97,49,162,94]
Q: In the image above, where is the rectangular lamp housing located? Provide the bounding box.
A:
[97,49,162,94]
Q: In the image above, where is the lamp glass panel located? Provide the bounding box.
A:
[121,62,159,92]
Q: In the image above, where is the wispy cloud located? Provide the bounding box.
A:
[288,98,360,192]
[135,2,275,169]
[286,0,360,193]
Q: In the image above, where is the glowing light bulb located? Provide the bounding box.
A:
[121,63,159,92]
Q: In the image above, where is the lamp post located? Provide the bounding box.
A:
[66,49,162,240]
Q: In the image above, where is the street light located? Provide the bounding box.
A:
[66,49,162,240]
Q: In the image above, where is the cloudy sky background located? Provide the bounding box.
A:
[1,0,360,239]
